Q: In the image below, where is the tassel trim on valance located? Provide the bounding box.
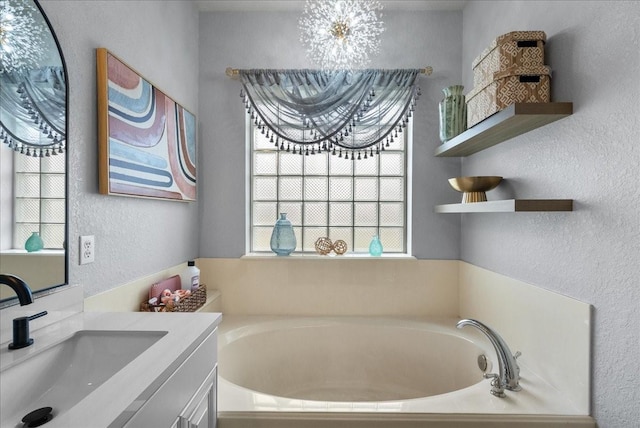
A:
[236,68,422,158]
[0,66,66,157]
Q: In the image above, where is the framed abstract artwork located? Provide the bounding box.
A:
[96,48,196,201]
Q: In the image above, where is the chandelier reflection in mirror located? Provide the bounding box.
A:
[0,0,46,74]
[0,0,66,157]
[299,0,385,70]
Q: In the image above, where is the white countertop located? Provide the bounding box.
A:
[0,311,222,427]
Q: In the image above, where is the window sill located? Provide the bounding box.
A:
[0,249,65,256]
[242,252,416,260]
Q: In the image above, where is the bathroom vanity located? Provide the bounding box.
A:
[0,307,221,428]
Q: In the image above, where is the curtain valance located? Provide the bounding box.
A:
[238,69,421,157]
[0,66,66,157]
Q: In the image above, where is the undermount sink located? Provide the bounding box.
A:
[0,330,167,427]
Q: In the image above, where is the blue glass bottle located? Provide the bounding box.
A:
[369,235,383,256]
[270,213,296,256]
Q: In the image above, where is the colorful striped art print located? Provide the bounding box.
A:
[97,48,196,201]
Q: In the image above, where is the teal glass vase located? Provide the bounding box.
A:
[369,235,383,256]
[25,232,44,252]
[270,213,296,256]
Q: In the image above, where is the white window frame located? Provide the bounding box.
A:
[12,152,66,250]
[246,116,413,256]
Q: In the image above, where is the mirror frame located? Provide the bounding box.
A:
[0,0,69,308]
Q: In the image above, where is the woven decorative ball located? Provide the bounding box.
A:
[332,239,348,255]
[315,237,333,255]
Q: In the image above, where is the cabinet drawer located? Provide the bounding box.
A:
[179,366,216,428]
[122,328,217,427]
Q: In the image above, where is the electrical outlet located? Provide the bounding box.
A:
[80,235,95,265]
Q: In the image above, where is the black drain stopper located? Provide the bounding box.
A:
[21,407,53,427]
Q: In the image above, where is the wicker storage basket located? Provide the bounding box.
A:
[466,66,551,128]
[140,284,207,312]
[472,31,546,89]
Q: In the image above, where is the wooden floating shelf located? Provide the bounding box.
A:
[435,102,573,157]
[435,199,574,213]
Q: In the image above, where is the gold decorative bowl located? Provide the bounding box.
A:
[448,176,503,203]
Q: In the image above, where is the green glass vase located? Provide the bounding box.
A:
[369,235,383,256]
[25,232,44,252]
[439,85,467,143]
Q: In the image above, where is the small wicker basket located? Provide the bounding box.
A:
[140,284,207,312]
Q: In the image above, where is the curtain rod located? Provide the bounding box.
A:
[225,66,433,79]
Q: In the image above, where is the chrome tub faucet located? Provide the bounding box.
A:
[456,318,521,397]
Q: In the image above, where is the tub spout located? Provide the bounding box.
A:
[456,318,521,397]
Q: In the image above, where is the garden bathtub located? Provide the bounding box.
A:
[217,316,593,428]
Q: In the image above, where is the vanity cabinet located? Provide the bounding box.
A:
[121,328,218,428]
[176,367,217,428]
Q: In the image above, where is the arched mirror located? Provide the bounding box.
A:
[0,0,68,305]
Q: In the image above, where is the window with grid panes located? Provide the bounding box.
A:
[249,120,409,254]
[13,153,66,250]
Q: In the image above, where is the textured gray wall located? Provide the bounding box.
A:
[18,1,640,424]
[198,10,463,259]
[461,1,640,426]
[40,1,201,297]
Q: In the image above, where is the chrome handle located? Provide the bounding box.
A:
[483,373,506,398]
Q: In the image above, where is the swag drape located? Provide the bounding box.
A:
[239,69,421,157]
[0,66,66,156]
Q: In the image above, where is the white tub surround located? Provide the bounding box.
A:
[218,413,595,428]
[217,316,594,428]
[197,258,459,316]
[458,263,591,415]
[83,261,222,313]
[197,258,593,426]
[81,258,454,315]
[0,307,221,427]
[83,262,186,312]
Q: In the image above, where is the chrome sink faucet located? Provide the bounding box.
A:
[0,274,48,350]
[456,318,521,397]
